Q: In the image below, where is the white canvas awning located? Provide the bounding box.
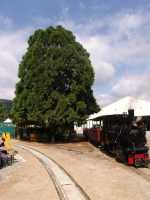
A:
[4,118,12,123]
[89,96,150,120]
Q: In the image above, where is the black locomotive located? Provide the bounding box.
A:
[84,109,149,167]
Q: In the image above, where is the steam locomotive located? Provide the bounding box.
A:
[83,109,149,167]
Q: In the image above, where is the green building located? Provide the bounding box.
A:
[0,119,16,138]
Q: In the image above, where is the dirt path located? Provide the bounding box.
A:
[17,144,90,200]
[0,147,59,200]
[14,140,150,200]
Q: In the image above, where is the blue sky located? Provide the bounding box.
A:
[0,0,150,106]
[1,0,150,28]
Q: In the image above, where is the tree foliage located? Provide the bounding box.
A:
[12,26,99,133]
[0,103,6,122]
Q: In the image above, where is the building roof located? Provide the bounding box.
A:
[4,118,12,123]
[89,96,150,120]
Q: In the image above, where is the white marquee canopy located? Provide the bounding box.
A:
[89,96,150,120]
[3,118,12,123]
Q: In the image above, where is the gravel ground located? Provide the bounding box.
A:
[14,140,150,200]
[0,147,59,200]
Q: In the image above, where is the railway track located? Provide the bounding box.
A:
[16,144,91,200]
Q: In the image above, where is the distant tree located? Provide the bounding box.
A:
[12,26,99,137]
[0,103,6,122]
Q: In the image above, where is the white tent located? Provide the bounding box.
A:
[4,118,12,123]
[89,96,150,120]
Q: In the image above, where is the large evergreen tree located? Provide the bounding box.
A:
[13,26,99,134]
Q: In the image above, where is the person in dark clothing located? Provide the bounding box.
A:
[0,137,5,147]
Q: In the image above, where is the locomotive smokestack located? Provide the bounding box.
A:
[128,109,134,122]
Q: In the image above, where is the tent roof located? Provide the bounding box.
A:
[89,96,150,120]
[4,118,12,123]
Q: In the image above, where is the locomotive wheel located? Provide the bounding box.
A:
[115,148,126,163]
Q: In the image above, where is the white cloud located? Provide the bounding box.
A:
[95,93,117,108]
[112,71,150,101]
[103,12,150,67]
[0,26,31,99]
[79,36,115,83]
[95,70,150,108]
